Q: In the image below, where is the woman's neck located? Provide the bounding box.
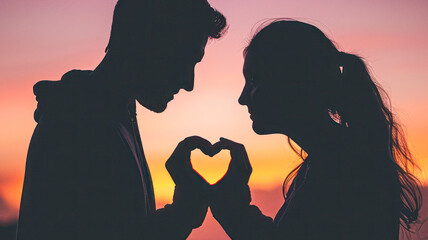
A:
[284,118,345,157]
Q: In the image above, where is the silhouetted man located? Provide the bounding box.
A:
[17,0,226,239]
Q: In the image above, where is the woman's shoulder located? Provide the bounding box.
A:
[308,134,397,189]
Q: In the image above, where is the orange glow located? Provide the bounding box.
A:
[190,150,231,185]
[0,174,23,211]
[1,0,428,238]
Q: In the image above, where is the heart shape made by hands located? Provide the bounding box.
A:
[190,148,230,185]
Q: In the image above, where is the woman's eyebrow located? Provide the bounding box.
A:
[243,66,254,79]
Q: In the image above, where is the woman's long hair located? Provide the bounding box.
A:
[246,19,422,231]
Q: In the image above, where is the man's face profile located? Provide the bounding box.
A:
[106,0,226,113]
[129,34,208,113]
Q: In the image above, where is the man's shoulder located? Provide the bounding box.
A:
[33,69,132,123]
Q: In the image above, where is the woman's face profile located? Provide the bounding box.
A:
[239,48,317,135]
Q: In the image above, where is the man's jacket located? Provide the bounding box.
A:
[17,70,197,240]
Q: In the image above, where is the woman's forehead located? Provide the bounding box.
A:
[243,50,259,73]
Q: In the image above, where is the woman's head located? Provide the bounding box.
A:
[241,19,422,231]
[239,20,343,135]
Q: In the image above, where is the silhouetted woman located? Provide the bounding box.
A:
[210,20,422,239]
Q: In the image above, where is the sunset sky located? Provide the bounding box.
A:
[1,0,428,238]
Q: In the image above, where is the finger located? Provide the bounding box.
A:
[215,138,252,172]
[213,137,243,152]
[217,138,247,161]
[239,145,252,173]
[219,137,242,148]
[180,136,214,155]
[167,136,214,174]
[166,139,194,173]
[170,136,209,160]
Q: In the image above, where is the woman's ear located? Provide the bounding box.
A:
[327,107,343,125]
[325,106,348,128]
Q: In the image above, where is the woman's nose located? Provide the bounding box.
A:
[238,85,249,106]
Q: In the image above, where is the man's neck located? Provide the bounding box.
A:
[92,52,134,105]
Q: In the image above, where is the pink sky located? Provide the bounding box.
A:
[1,0,428,238]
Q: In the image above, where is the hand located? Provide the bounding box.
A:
[166,136,219,189]
[165,136,219,229]
[213,137,252,189]
[210,138,253,232]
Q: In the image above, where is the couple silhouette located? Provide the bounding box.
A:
[17,0,422,239]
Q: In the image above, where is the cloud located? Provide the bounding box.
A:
[0,195,17,226]
[0,195,17,240]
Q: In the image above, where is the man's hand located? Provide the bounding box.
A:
[165,136,219,229]
[166,136,219,188]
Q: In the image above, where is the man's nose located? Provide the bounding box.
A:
[182,67,195,92]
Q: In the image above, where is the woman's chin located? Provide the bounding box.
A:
[252,121,283,135]
[252,122,272,135]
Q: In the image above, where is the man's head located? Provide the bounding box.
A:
[106,0,227,112]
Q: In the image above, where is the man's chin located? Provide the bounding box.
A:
[149,104,167,113]
[136,98,168,113]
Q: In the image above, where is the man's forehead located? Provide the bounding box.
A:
[184,33,208,48]
[178,34,208,55]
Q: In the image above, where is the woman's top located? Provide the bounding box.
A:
[210,132,401,240]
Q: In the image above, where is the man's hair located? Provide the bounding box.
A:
[105,0,227,53]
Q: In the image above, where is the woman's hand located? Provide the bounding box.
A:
[213,137,252,189]
[210,138,254,235]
